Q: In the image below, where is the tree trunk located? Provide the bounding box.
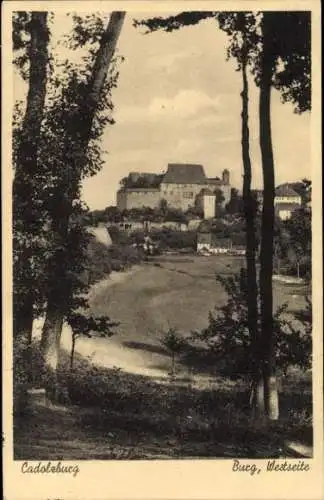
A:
[40,293,64,401]
[40,296,64,372]
[87,12,126,110]
[241,52,262,414]
[259,14,279,420]
[249,376,266,420]
[13,12,49,343]
[70,335,76,371]
[41,12,126,379]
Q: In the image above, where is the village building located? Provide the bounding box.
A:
[196,221,245,256]
[253,184,302,221]
[117,163,231,217]
[274,184,302,220]
[196,232,245,256]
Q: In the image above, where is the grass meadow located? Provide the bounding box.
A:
[14,255,312,459]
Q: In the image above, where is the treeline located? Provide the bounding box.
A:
[87,204,197,226]
[120,173,164,189]
[274,206,311,279]
[110,226,197,252]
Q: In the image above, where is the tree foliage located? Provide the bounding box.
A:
[135,11,311,113]
[13,12,126,390]
[120,173,163,189]
[13,12,50,345]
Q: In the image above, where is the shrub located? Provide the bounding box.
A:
[160,327,186,378]
[13,338,58,413]
[151,229,197,251]
[84,236,143,279]
[85,239,112,284]
[190,269,312,379]
[108,226,132,245]
[129,230,146,245]
[107,243,143,270]
[13,338,30,414]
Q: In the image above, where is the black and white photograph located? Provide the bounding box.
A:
[2,1,323,498]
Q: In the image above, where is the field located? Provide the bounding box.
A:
[72,254,309,380]
[15,255,312,460]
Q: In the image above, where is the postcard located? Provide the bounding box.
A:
[2,1,323,499]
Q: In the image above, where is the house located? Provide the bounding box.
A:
[117,163,231,213]
[196,219,246,256]
[274,184,302,220]
[197,233,237,255]
[254,184,302,220]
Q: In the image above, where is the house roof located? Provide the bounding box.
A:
[117,188,160,193]
[210,236,232,247]
[275,184,300,197]
[197,232,212,243]
[163,163,206,184]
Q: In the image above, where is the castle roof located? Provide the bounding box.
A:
[118,187,160,192]
[275,184,300,197]
[163,163,206,184]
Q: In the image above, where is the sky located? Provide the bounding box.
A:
[14,12,311,210]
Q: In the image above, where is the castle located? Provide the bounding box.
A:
[117,163,231,217]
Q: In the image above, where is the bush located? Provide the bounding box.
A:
[160,327,186,378]
[151,229,197,251]
[107,243,143,271]
[13,338,58,413]
[83,236,144,281]
[85,239,112,284]
[13,338,30,414]
[108,226,132,245]
[128,230,146,245]
[190,269,312,379]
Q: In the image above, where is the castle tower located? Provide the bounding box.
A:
[222,169,230,185]
[202,189,216,219]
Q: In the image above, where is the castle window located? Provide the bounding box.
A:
[183,191,194,199]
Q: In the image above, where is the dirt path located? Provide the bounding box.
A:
[32,269,172,376]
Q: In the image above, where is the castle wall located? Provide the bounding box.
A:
[161,183,203,211]
[117,188,161,211]
[117,171,232,213]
